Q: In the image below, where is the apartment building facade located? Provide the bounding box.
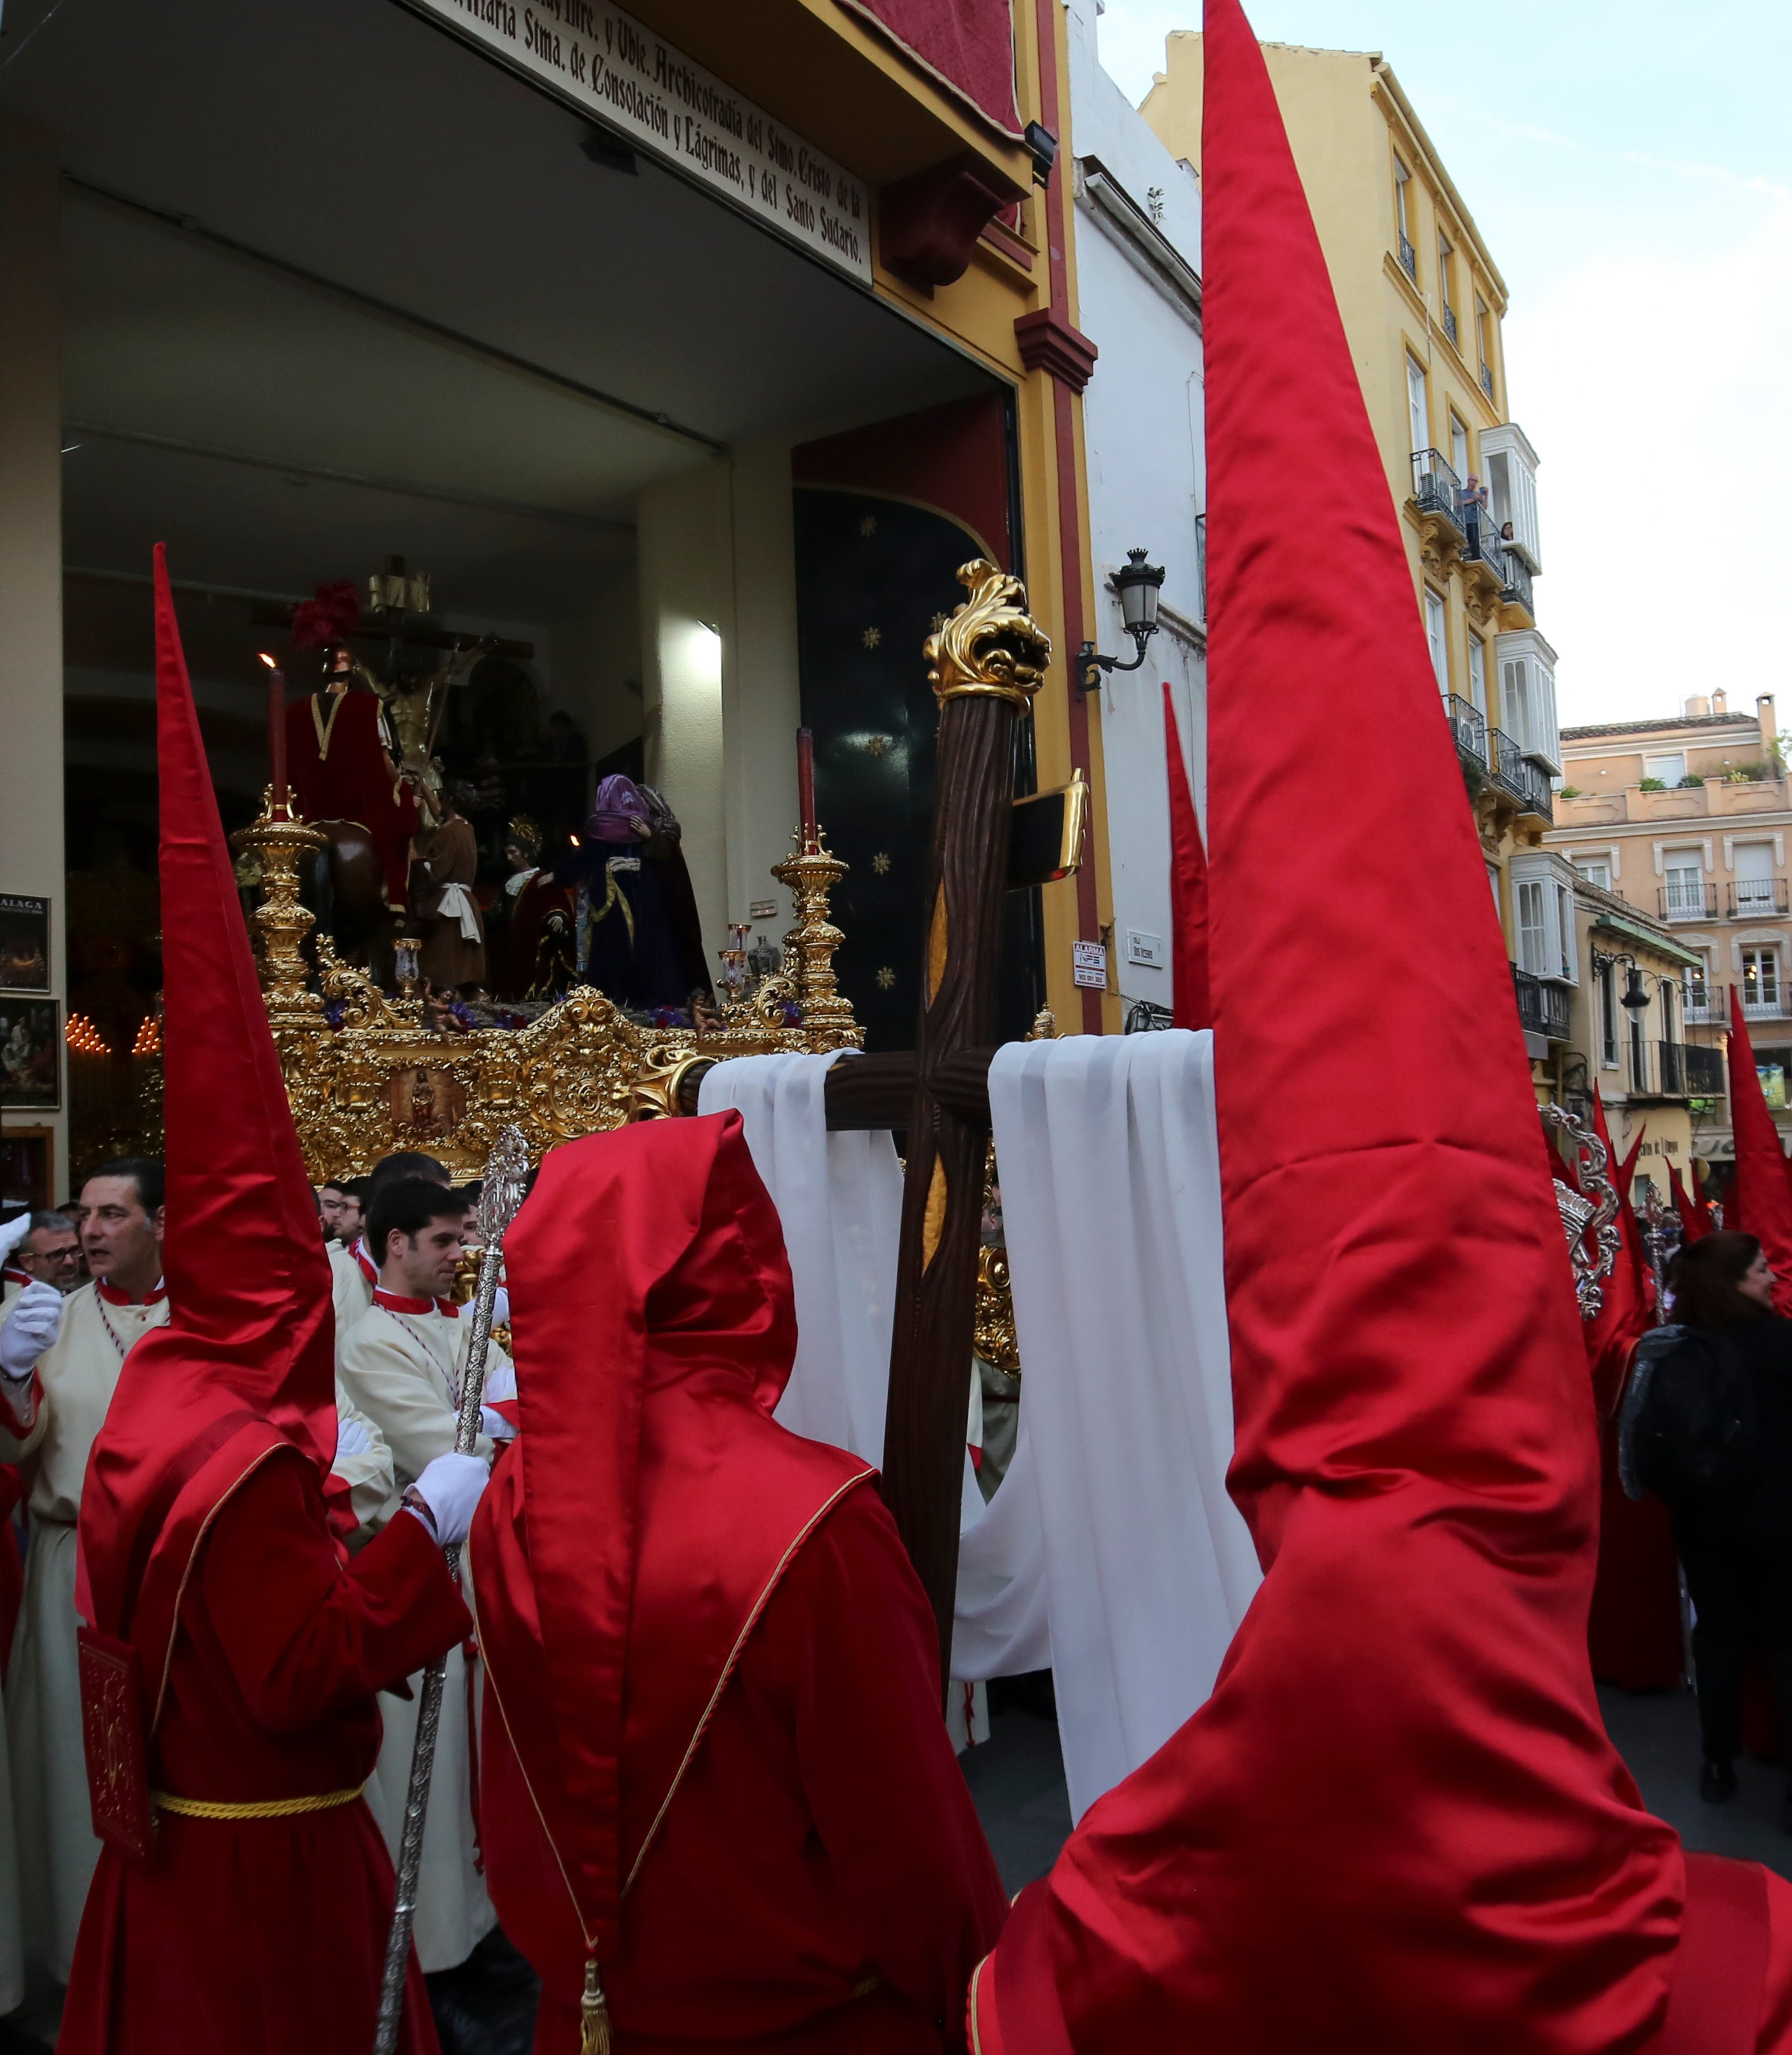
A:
[1142,37,1561,1068]
[1547,694,1789,1172]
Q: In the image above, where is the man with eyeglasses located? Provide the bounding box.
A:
[1,1213,83,1303]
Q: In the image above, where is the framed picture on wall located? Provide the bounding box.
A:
[0,1128,55,1211]
[0,895,50,991]
[0,998,60,1110]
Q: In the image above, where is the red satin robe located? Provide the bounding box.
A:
[480,1485,1008,2054]
[60,1455,470,2055]
[286,689,417,907]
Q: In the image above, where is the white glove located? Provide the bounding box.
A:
[334,1415,373,1460]
[480,1403,517,1443]
[1,1282,62,1380]
[0,1212,34,1263]
[405,1451,489,1547]
[483,1358,517,1404]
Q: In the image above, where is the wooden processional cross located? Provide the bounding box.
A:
[819,560,1085,1684]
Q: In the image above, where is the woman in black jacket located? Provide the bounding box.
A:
[1628,1231,1792,1812]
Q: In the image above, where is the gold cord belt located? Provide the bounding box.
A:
[152,1783,364,1820]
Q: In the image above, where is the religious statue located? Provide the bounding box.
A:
[562,776,712,1014]
[280,584,417,911]
[484,816,575,1001]
[409,780,485,991]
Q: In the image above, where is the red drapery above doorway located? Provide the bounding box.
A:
[838,0,1022,136]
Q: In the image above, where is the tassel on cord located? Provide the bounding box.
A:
[581,1956,612,2055]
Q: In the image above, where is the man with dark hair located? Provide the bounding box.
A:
[328,1152,452,1368]
[340,1175,513,1979]
[0,1156,168,1984]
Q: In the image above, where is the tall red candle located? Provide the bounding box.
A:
[260,654,287,809]
[796,726,816,843]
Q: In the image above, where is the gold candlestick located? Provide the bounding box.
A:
[770,822,862,1050]
[229,787,327,1021]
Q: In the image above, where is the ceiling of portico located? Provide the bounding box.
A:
[1,0,994,619]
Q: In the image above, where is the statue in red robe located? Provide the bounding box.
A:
[284,640,418,911]
[470,1114,1008,2052]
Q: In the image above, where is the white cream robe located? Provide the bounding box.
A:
[338,1297,506,1973]
[329,1238,376,1369]
[2,1281,168,1982]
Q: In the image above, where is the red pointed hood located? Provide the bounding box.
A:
[975,3,1683,2045]
[469,1113,870,1971]
[1164,684,1211,1031]
[1725,987,1792,1311]
[1668,1163,1710,1244]
[77,548,336,1695]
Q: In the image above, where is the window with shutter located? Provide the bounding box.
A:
[1517,880,1547,975]
[1425,590,1449,693]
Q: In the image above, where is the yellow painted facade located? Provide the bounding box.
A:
[1143,38,1558,1050]
[630,0,1119,1033]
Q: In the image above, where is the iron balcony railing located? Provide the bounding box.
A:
[1684,1042,1726,1095]
[1501,548,1536,617]
[1659,882,1719,920]
[1630,1040,1723,1099]
[1512,965,1571,1041]
[1682,980,1722,1025]
[1461,499,1507,576]
[1411,448,1465,529]
[1444,691,1488,765]
[1490,725,1552,817]
[1729,879,1791,917]
[1399,232,1418,283]
[1480,360,1497,401]
[1442,303,1459,347]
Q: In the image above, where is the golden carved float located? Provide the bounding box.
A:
[232,793,863,1180]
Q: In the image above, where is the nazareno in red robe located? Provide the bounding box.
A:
[61,1458,469,2055]
[469,1114,1009,2054]
[63,548,471,2053]
[969,2,1792,2047]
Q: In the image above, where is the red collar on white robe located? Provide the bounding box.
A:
[373,1285,460,1318]
[95,1276,168,1307]
[351,1238,378,1285]
[1,1265,30,1288]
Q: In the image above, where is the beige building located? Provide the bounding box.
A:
[1143,37,1558,1069]
[1561,878,1711,1199]
[1548,694,1791,1171]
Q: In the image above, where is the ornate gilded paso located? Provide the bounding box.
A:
[924,560,1051,708]
[232,788,864,1180]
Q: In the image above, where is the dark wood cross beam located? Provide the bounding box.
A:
[673,565,1078,1681]
[845,564,1064,1684]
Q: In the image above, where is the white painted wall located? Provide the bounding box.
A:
[636,441,803,973]
[1069,0,1207,1021]
[0,121,67,1191]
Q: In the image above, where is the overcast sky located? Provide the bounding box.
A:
[1093,1,1792,732]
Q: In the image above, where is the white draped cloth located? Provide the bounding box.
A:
[699,1033,1258,1823]
[697,1051,904,1464]
[962,1029,1260,1820]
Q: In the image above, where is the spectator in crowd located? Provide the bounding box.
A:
[1,1212,82,1298]
[1621,1231,1792,1814]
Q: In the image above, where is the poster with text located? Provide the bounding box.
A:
[0,895,49,991]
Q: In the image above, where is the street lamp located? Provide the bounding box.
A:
[1591,948,1652,1012]
[1079,548,1166,696]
